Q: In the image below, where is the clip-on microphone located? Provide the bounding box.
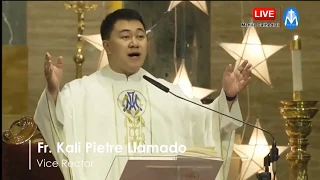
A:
[142,75,279,180]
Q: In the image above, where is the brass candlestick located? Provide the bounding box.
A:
[280,100,318,180]
[64,1,97,79]
[280,36,319,180]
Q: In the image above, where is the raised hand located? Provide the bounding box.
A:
[44,53,63,95]
[223,60,252,98]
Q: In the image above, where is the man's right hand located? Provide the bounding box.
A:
[44,52,63,102]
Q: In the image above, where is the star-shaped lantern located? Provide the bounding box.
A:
[81,34,109,70]
[219,26,286,87]
[167,1,208,15]
[233,119,288,180]
[173,60,216,99]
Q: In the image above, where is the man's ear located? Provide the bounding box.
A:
[103,40,111,54]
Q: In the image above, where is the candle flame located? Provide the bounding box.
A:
[294,35,299,40]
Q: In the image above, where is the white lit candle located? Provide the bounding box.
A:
[290,35,303,92]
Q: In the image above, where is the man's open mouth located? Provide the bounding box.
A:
[128,52,141,58]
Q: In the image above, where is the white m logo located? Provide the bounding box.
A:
[285,9,298,26]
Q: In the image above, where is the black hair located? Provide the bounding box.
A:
[100,9,146,40]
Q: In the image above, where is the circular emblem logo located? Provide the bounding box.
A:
[117,90,147,118]
[283,7,299,30]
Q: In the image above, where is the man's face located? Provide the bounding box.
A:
[103,20,147,75]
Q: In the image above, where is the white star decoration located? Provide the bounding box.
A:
[173,59,216,99]
[219,26,286,87]
[233,119,288,180]
[81,34,109,70]
[167,1,208,15]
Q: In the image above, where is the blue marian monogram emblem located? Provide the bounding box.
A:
[123,91,142,112]
[118,90,146,118]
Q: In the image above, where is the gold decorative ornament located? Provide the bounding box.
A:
[118,90,147,147]
[280,100,318,180]
[64,1,97,78]
[2,116,44,144]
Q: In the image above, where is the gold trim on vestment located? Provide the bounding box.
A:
[117,89,147,148]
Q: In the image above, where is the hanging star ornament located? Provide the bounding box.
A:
[81,34,109,70]
[219,26,286,87]
[173,59,216,99]
[233,119,288,180]
[167,1,208,15]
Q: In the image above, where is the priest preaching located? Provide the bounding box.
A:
[34,9,252,180]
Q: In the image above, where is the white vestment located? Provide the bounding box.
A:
[34,65,243,180]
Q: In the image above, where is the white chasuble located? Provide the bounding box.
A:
[34,65,243,180]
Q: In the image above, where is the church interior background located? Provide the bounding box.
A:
[2,1,320,179]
